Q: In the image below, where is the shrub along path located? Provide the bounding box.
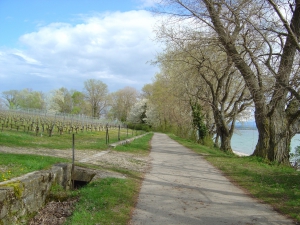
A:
[130,133,295,225]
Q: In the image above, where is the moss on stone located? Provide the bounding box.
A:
[1,181,24,199]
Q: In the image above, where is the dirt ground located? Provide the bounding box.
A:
[0,146,151,225]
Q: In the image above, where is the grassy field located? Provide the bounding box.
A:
[64,177,138,225]
[114,134,153,155]
[0,128,144,150]
[0,153,70,182]
[0,131,153,224]
[168,133,300,223]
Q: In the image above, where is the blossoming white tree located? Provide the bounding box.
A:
[127,98,148,124]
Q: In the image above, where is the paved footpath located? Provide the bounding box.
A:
[130,133,295,225]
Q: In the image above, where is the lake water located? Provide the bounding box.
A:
[231,129,300,155]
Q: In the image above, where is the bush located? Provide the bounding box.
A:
[126,123,151,132]
[201,135,214,148]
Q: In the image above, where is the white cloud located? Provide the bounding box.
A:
[12,51,41,65]
[0,10,161,93]
[137,0,162,8]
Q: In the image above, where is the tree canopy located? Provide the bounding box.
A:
[151,0,300,163]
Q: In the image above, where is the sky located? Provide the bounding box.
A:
[0,0,162,94]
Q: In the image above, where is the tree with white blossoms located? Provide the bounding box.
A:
[145,103,161,127]
[127,98,148,124]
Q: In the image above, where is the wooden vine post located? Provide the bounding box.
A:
[105,124,109,145]
[72,133,75,189]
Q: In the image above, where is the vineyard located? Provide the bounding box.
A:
[0,109,144,150]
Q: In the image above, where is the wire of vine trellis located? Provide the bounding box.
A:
[2,108,125,127]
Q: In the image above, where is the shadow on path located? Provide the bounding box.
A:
[130,133,295,225]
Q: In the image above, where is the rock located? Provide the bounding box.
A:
[71,167,96,183]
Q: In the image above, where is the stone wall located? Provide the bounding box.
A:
[0,163,72,225]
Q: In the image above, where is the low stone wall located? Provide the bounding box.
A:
[0,163,72,225]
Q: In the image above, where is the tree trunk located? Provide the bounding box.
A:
[219,129,233,153]
[252,2,300,164]
[214,133,220,148]
[215,112,233,153]
[253,109,292,165]
[203,0,300,163]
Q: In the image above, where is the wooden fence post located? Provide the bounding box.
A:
[106,125,109,145]
[72,133,75,189]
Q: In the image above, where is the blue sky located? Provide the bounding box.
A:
[0,0,161,94]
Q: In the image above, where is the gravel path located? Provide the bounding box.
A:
[0,146,150,173]
[130,133,295,225]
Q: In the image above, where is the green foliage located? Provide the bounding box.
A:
[126,123,151,132]
[48,183,76,202]
[202,135,214,148]
[17,89,45,110]
[140,102,147,123]
[190,100,207,143]
[71,91,86,114]
[2,89,45,110]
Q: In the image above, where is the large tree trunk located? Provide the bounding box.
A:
[214,111,233,153]
[253,1,300,164]
[254,97,300,164]
[253,110,291,165]
[219,129,233,153]
[203,0,300,164]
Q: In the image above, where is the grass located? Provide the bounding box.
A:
[0,129,143,150]
[0,130,151,183]
[64,177,138,225]
[0,153,70,181]
[114,132,154,155]
[62,134,153,224]
[168,133,300,222]
[63,134,153,224]
[0,130,152,224]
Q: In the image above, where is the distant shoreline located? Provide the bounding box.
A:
[232,130,300,156]
[235,127,257,130]
[233,150,250,156]
[235,127,300,134]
